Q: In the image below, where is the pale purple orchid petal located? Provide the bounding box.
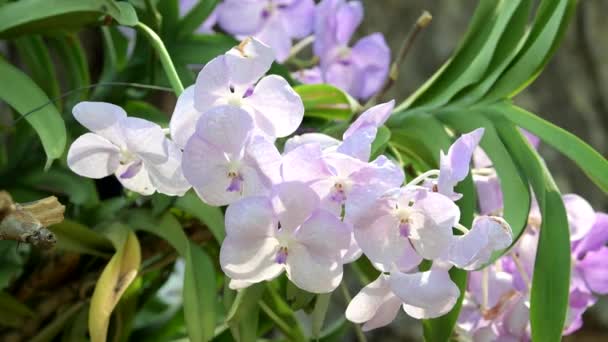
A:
[225,37,275,86]
[354,213,415,272]
[121,117,168,164]
[342,230,363,263]
[323,152,368,179]
[247,136,283,185]
[272,182,320,232]
[216,0,266,35]
[346,274,401,331]
[284,133,341,154]
[349,33,391,99]
[183,137,240,206]
[169,85,200,149]
[449,216,512,270]
[313,0,363,57]
[255,13,292,62]
[146,141,191,196]
[324,61,361,99]
[119,160,142,179]
[221,196,284,284]
[343,100,394,139]
[72,102,127,147]
[280,0,315,38]
[578,247,608,294]
[503,295,530,338]
[563,194,596,242]
[521,129,540,149]
[67,133,120,179]
[194,56,233,112]
[337,126,376,161]
[438,128,485,199]
[229,279,254,290]
[574,213,608,257]
[334,0,363,45]
[292,67,324,85]
[389,269,460,319]
[220,236,284,284]
[468,269,514,309]
[115,163,155,195]
[474,173,503,215]
[294,209,350,257]
[225,196,277,238]
[281,143,332,183]
[409,192,460,260]
[246,75,304,137]
[284,243,343,293]
[193,105,253,156]
[350,155,404,190]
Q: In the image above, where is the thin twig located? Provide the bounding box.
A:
[340,282,367,342]
[15,82,174,124]
[364,11,433,111]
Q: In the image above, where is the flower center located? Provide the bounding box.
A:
[395,207,414,238]
[337,46,352,65]
[275,246,288,264]
[226,92,243,107]
[226,170,244,192]
[329,178,352,203]
[119,149,137,165]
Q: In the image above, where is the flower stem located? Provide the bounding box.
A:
[136,22,184,96]
[454,223,470,234]
[405,169,440,188]
[364,10,432,110]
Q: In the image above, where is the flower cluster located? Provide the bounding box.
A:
[193,0,390,100]
[67,38,512,331]
[455,139,608,340]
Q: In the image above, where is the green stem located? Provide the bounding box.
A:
[258,301,300,341]
[135,22,184,96]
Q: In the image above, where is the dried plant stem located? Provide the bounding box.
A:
[364,11,433,111]
[0,191,64,248]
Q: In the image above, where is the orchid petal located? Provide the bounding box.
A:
[72,101,127,146]
[345,275,400,331]
[169,86,201,148]
[389,269,460,319]
[285,243,342,293]
[247,75,304,137]
[67,133,120,178]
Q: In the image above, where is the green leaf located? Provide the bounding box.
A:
[128,212,216,342]
[225,283,266,342]
[456,0,533,103]
[124,100,170,126]
[485,0,576,100]
[183,241,216,342]
[171,34,238,69]
[31,302,86,342]
[493,119,570,342]
[0,291,34,327]
[415,0,523,108]
[48,219,113,257]
[438,109,531,262]
[370,125,391,160]
[311,293,332,339]
[49,33,91,108]
[23,168,99,207]
[0,0,138,38]
[397,0,500,111]
[177,0,218,38]
[495,103,608,193]
[285,281,315,311]
[89,223,141,342]
[0,58,66,168]
[14,35,61,106]
[294,84,353,121]
[174,191,225,243]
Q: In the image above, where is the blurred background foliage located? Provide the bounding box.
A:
[0,0,606,341]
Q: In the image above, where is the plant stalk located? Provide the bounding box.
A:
[136,22,184,96]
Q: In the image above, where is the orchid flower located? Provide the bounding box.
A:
[67,102,190,196]
[182,105,268,206]
[346,268,460,330]
[188,37,304,139]
[217,0,315,62]
[436,128,485,200]
[219,182,350,293]
[297,0,389,100]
